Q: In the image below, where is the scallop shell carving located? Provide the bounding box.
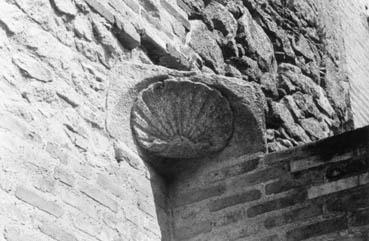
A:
[131,79,234,159]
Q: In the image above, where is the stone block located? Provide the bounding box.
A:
[15,186,64,217]
[13,53,52,82]
[121,0,140,13]
[160,0,190,30]
[114,18,140,50]
[51,0,77,16]
[159,44,191,70]
[84,0,114,23]
[286,216,347,241]
[81,184,118,212]
[208,189,261,212]
[39,223,78,241]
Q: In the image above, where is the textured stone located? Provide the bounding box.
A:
[204,1,237,37]
[131,79,233,159]
[51,0,77,16]
[12,53,52,82]
[300,117,328,140]
[84,0,115,23]
[73,15,93,41]
[0,1,25,34]
[115,18,140,50]
[189,20,225,74]
[237,8,276,72]
[270,102,310,142]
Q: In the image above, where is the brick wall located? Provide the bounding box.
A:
[169,126,369,241]
[336,0,369,128]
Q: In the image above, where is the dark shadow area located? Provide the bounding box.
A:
[129,74,267,240]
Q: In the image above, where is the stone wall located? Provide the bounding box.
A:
[170,126,369,241]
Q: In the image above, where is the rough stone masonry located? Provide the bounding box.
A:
[0,0,369,240]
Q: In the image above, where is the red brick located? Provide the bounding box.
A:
[352,208,369,227]
[206,156,260,183]
[174,221,211,240]
[266,168,324,195]
[264,204,322,229]
[211,208,245,227]
[174,184,226,207]
[247,191,306,218]
[326,186,369,213]
[229,165,288,189]
[208,189,261,212]
[308,175,359,199]
[286,216,347,241]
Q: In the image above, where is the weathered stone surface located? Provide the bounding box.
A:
[0,1,25,34]
[73,15,93,41]
[51,0,77,16]
[237,8,276,72]
[188,20,225,74]
[131,79,233,159]
[12,53,52,82]
[270,101,310,142]
[204,1,237,37]
[115,18,141,50]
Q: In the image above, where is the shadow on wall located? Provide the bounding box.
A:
[127,73,267,240]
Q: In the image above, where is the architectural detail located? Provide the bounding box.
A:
[131,79,233,158]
